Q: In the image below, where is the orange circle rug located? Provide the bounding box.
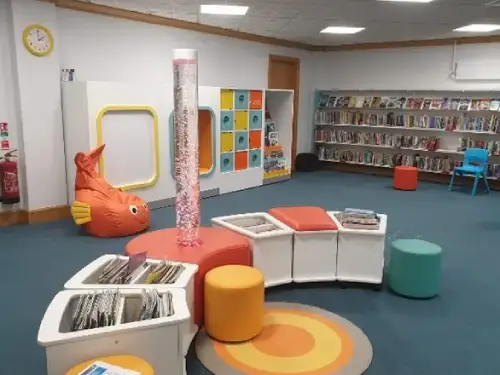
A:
[195,302,373,375]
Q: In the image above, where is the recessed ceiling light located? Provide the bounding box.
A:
[377,0,434,2]
[200,4,248,15]
[320,26,365,35]
[454,24,500,32]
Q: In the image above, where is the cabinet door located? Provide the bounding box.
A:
[249,149,262,168]
[249,110,263,130]
[220,152,234,173]
[235,131,249,151]
[220,132,234,153]
[235,111,249,131]
[220,89,234,110]
[234,90,249,110]
[220,111,234,131]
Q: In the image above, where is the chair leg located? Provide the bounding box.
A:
[448,171,456,191]
[472,174,480,196]
[483,173,491,193]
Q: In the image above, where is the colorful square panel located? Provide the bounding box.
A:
[249,149,262,168]
[235,151,248,171]
[235,131,249,151]
[220,152,234,173]
[235,111,249,131]
[220,111,234,131]
[220,132,234,153]
[249,110,263,130]
[221,89,234,110]
[249,90,263,110]
[234,90,249,110]
[249,130,262,149]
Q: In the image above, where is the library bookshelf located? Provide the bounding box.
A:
[313,90,500,188]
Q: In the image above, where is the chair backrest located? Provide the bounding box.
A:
[464,148,489,169]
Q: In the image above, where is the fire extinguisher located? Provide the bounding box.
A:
[0,149,20,204]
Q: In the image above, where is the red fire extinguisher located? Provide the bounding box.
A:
[0,149,20,204]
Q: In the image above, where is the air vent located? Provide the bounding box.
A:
[486,0,500,6]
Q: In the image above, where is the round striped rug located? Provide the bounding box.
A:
[196,302,373,375]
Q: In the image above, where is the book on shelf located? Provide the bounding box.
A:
[316,146,500,179]
[316,94,500,112]
[314,111,500,133]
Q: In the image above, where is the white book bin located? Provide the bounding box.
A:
[38,288,189,375]
[328,212,387,286]
[292,229,339,283]
[64,254,199,356]
[211,213,294,287]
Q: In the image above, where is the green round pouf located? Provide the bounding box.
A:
[389,239,442,298]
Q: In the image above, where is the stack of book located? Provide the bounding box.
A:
[336,208,380,230]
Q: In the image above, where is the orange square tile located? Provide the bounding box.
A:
[249,130,262,149]
[249,90,263,110]
[235,151,248,170]
[268,206,338,231]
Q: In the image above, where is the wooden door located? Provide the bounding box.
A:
[268,54,300,170]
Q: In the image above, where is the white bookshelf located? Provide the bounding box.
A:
[313,90,500,180]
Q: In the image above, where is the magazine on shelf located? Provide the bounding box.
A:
[422,98,432,110]
[318,94,330,108]
[458,98,471,111]
[440,98,451,110]
[489,99,500,111]
[77,361,140,375]
[371,97,381,108]
[348,96,358,108]
[429,98,443,110]
[355,96,365,108]
[363,97,373,108]
[450,98,460,110]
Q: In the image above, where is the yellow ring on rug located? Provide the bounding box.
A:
[215,308,354,375]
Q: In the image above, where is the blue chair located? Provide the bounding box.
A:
[448,148,491,196]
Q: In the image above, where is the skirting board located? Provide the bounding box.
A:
[263,174,291,185]
[0,205,71,227]
[321,161,500,190]
[148,188,220,210]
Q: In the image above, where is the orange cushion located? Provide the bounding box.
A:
[268,206,338,231]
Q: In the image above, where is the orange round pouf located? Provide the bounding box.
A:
[393,166,418,191]
[125,227,251,326]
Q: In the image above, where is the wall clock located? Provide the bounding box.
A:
[23,24,54,57]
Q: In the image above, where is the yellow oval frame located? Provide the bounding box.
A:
[95,105,160,191]
[23,24,54,57]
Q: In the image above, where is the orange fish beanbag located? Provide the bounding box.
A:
[70,144,150,238]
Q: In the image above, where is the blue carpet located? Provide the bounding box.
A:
[1,171,499,375]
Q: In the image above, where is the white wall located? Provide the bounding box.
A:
[314,43,500,91]
[0,0,22,212]
[56,9,316,155]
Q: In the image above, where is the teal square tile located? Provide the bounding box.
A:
[235,131,249,151]
[249,149,262,168]
[220,111,234,131]
[234,90,249,110]
[220,152,234,173]
[249,110,263,130]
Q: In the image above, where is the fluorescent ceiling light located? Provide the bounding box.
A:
[320,26,365,34]
[454,24,500,32]
[378,0,434,2]
[200,4,248,15]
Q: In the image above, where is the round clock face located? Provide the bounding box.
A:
[26,27,52,55]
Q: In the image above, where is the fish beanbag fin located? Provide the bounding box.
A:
[71,201,92,225]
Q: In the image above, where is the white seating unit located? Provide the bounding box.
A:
[291,228,339,283]
[64,254,199,356]
[38,288,189,375]
[328,212,387,285]
[211,213,294,287]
